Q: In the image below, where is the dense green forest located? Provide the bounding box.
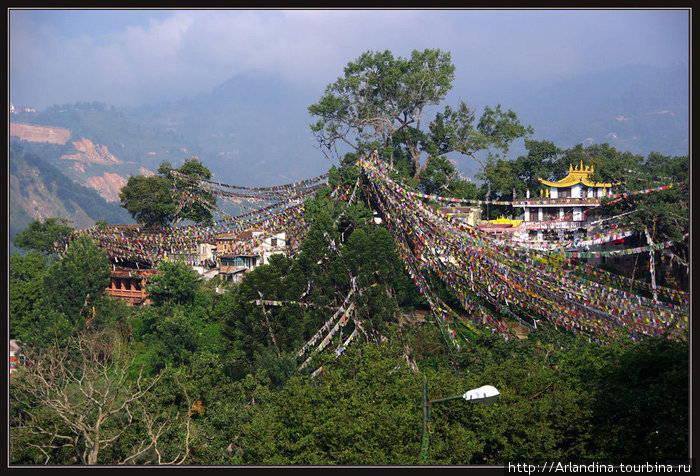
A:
[9,48,689,466]
[9,163,689,465]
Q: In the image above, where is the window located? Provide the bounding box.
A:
[271,238,277,247]
[558,187,571,198]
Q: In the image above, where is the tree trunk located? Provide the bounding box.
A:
[411,167,421,185]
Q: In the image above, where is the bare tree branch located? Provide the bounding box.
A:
[10,330,187,465]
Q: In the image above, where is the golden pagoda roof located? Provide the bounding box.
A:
[538,160,616,188]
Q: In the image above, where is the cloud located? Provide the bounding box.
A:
[9,9,689,109]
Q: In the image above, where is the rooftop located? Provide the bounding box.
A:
[538,161,617,188]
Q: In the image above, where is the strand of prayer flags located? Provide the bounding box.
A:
[574,262,688,304]
[73,200,309,266]
[170,169,328,192]
[309,320,368,379]
[357,153,687,344]
[556,234,687,258]
[492,228,637,252]
[335,321,366,356]
[297,287,356,358]
[298,303,356,370]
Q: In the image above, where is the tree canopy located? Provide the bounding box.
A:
[13,218,74,255]
[309,49,533,186]
[119,158,216,228]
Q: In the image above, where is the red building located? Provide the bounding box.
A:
[105,268,158,306]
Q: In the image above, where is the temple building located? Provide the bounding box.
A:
[515,161,617,242]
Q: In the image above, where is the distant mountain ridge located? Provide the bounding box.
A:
[479,63,689,157]
[125,64,688,185]
[125,74,331,187]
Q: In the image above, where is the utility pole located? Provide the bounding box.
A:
[421,381,430,463]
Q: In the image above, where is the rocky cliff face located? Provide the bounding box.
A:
[11,123,160,203]
[10,148,134,247]
[83,172,129,202]
[61,137,124,166]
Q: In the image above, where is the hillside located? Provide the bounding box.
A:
[10,102,200,203]
[9,123,71,144]
[9,141,133,253]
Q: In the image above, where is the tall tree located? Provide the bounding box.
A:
[309,49,532,184]
[159,158,217,224]
[9,251,50,343]
[146,260,202,307]
[119,158,215,227]
[119,174,178,228]
[42,236,111,321]
[18,236,113,347]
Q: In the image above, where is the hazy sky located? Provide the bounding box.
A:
[9,8,689,110]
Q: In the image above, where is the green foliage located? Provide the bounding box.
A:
[13,218,74,254]
[9,251,50,342]
[587,337,688,463]
[119,158,216,227]
[584,146,689,244]
[13,236,113,347]
[159,158,217,224]
[119,174,178,227]
[309,48,532,188]
[418,155,476,197]
[147,260,203,307]
[480,139,565,199]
